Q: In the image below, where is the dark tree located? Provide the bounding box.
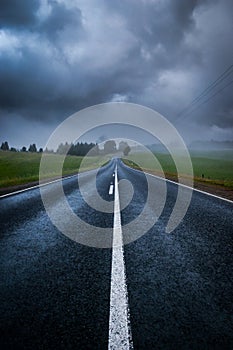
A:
[65,142,100,156]
[1,141,9,151]
[57,142,70,154]
[56,142,100,156]
[119,141,131,156]
[21,146,27,152]
[44,147,54,153]
[28,143,37,152]
[39,148,43,153]
[68,143,75,155]
[10,147,17,152]
[123,145,131,156]
[104,140,117,154]
[118,141,128,152]
[88,143,99,156]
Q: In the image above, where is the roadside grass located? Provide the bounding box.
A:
[1,149,232,190]
[0,151,105,188]
[123,150,233,189]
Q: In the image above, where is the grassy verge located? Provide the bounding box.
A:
[122,150,233,190]
[0,151,105,189]
[1,150,232,193]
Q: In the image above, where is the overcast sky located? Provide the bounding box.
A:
[0,0,233,148]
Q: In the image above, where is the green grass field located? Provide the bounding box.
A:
[0,151,105,188]
[123,150,233,189]
[0,149,232,190]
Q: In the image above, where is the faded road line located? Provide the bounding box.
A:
[108,165,133,350]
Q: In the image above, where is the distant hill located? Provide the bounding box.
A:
[146,143,168,153]
[189,140,233,150]
[129,141,233,154]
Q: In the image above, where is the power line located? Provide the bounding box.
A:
[201,79,233,104]
[176,78,233,122]
[175,63,233,121]
[176,64,233,118]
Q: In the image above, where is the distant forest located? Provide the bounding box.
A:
[0,140,131,156]
[0,141,43,153]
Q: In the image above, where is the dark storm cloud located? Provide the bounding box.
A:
[40,1,83,39]
[0,1,84,119]
[0,0,232,146]
[0,0,40,28]
[108,0,198,44]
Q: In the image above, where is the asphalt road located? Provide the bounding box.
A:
[0,159,232,349]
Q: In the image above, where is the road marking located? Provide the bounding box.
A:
[0,167,98,199]
[0,174,79,199]
[122,161,233,204]
[108,165,133,350]
[109,184,114,195]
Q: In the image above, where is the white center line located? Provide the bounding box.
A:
[109,184,114,195]
[108,165,133,350]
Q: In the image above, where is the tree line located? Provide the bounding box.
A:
[57,142,99,156]
[0,140,131,156]
[57,140,131,156]
[0,141,43,153]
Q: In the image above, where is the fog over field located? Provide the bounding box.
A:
[0,0,233,148]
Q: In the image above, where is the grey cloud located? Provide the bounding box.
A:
[105,0,203,50]
[0,0,232,145]
[40,1,83,39]
[0,0,40,28]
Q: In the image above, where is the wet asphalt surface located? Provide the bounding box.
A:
[0,159,233,349]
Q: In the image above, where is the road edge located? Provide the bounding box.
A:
[121,160,233,204]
